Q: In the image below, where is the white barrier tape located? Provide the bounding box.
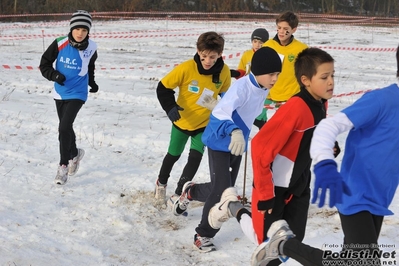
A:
[2,45,396,71]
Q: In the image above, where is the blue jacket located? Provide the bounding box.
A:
[39,35,97,102]
[338,83,399,216]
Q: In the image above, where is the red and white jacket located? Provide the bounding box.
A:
[250,87,327,243]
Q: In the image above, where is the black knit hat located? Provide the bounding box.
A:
[251,28,269,43]
[251,47,282,76]
[70,10,92,32]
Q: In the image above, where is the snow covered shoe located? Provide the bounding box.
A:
[208,187,239,229]
[250,220,295,266]
[68,148,85,176]
[55,164,69,185]
[193,234,216,253]
[173,181,194,216]
[154,179,167,204]
[168,193,179,207]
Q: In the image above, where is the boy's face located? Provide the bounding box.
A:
[256,72,280,90]
[276,21,296,45]
[197,50,221,70]
[301,62,335,101]
[71,28,89,42]
[251,39,264,52]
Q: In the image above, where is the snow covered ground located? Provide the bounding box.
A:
[0,18,398,265]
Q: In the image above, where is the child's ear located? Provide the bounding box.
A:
[300,75,310,87]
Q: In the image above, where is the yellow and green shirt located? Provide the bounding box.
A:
[237,49,255,75]
[161,59,231,131]
[263,38,307,102]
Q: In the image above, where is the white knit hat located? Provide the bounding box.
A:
[70,10,92,32]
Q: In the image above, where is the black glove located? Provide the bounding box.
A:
[253,119,266,130]
[52,71,66,86]
[167,105,184,122]
[89,82,99,93]
[230,69,241,78]
[333,141,341,158]
[257,198,275,212]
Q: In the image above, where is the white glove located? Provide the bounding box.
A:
[228,129,245,156]
[202,95,218,111]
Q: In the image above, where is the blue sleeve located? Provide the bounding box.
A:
[341,90,381,130]
[201,114,238,152]
[202,79,249,152]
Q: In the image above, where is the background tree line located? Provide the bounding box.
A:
[1,0,398,17]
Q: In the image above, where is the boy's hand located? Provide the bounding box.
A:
[202,95,218,111]
[52,71,66,86]
[228,129,245,156]
[312,159,351,208]
[333,141,341,158]
[89,82,99,93]
[230,69,245,79]
[257,198,275,214]
[230,69,240,78]
[167,105,184,122]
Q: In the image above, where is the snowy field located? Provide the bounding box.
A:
[0,18,398,265]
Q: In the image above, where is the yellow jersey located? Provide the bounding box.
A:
[264,38,307,101]
[161,59,231,131]
[237,49,255,75]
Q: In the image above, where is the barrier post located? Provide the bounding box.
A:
[42,29,45,52]
[166,15,171,47]
[371,17,374,43]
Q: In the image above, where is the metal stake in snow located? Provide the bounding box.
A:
[42,29,45,52]
[241,151,249,205]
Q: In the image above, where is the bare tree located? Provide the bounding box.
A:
[1,0,399,17]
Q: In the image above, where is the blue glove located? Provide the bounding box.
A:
[167,105,184,122]
[312,159,351,208]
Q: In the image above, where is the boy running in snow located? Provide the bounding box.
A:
[173,47,282,252]
[231,28,269,79]
[39,10,98,185]
[263,11,308,119]
[230,28,270,129]
[244,44,399,266]
[154,32,231,206]
[207,47,338,264]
